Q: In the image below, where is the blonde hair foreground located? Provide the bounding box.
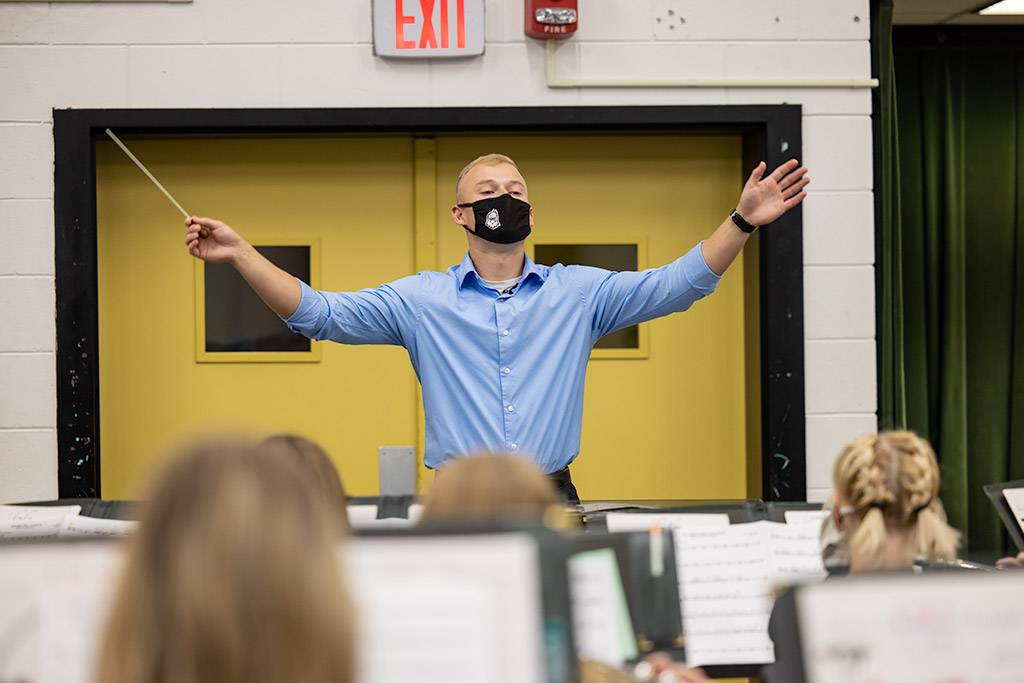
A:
[96,439,355,683]
[262,433,349,531]
[421,453,558,524]
[833,431,960,570]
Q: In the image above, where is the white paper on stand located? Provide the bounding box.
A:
[605,512,730,533]
[0,542,124,683]
[38,581,115,683]
[759,521,828,582]
[0,505,81,539]
[568,548,637,666]
[57,515,137,538]
[783,509,829,526]
[672,521,827,667]
[1002,487,1024,537]
[344,533,545,683]
[798,572,1024,683]
[673,524,776,666]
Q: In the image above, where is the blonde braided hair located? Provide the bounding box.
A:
[833,431,959,569]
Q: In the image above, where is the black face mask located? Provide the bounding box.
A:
[457,193,532,245]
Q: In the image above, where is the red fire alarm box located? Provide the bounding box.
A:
[525,0,578,40]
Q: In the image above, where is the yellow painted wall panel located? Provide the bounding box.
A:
[96,136,419,498]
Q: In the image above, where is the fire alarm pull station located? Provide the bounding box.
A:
[525,0,578,39]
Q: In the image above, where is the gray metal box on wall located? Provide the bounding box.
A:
[378,446,417,496]
[373,0,485,58]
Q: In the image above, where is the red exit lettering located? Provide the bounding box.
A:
[396,0,466,50]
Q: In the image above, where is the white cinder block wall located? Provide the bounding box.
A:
[0,0,877,503]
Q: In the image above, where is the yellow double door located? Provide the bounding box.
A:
[97,133,750,500]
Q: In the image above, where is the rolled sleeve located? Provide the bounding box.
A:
[684,241,723,294]
[281,276,420,348]
[283,279,330,337]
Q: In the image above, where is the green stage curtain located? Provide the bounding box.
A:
[873,0,905,430]
[884,25,1024,553]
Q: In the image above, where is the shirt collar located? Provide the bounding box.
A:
[454,252,547,289]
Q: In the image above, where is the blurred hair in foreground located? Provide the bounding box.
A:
[421,452,559,524]
[96,437,355,683]
[262,433,349,532]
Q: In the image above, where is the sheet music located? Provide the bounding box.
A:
[673,522,827,666]
[57,515,137,538]
[0,542,124,683]
[568,548,637,666]
[346,504,423,529]
[1002,487,1024,537]
[605,512,730,533]
[798,572,1024,683]
[37,581,114,683]
[784,509,828,526]
[344,533,545,683]
[673,524,776,666]
[0,505,81,539]
[759,521,827,581]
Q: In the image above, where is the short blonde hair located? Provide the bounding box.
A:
[421,453,558,523]
[833,431,960,570]
[455,153,521,200]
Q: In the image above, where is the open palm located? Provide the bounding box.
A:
[735,159,809,227]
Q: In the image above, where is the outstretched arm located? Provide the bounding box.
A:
[184,215,418,348]
[184,216,301,318]
[581,159,810,339]
[701,159,809,276]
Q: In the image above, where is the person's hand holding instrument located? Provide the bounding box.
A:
[183,216,248,264]
[105,128,252,267]
[106,128,299,317]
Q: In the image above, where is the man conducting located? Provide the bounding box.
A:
[184,154,809,503]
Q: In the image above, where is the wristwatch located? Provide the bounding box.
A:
[730,210,758,234]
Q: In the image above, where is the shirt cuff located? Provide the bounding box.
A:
[684,242,722,294]
[281,278,324,334]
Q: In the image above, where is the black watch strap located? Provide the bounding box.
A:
[730,210,758,234]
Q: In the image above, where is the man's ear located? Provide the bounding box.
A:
[529,206,534,227]
[451,203,474,231]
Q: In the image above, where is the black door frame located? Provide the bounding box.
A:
[53,105,805,500]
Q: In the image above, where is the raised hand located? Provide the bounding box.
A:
[735,159,810,227]
[184,216,246,264]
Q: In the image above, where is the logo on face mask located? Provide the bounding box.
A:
[456,194,531,244]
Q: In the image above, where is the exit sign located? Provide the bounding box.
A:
[373,0,485,58]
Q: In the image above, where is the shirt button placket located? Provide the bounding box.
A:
[497,302,514,449]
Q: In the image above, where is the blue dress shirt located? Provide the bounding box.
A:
[283,243,721,473]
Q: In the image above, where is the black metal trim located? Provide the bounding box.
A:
[894,25,1024,46]
[53,105,805,500]
[54,110,101,498]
